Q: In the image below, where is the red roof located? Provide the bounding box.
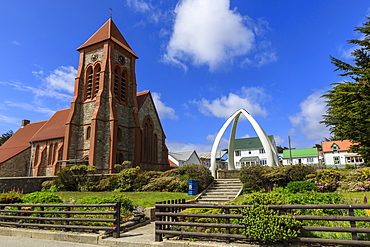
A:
[137,90,150,109]
[322,140,358,152]
[77,19,137,58]
[29,109,70,142]
[0,121,46,163]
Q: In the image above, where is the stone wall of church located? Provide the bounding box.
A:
[31,139,64,176]
[0,148,30,177]
[138,96,168,167]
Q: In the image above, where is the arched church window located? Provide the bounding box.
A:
[34,145,40,166]
[113,67,120,99]
[48,143,54,166]
[143,117,155,162]
[86,126,91,140]
[85,66,93,100]
[93,64,101,98]
[120,71,126,103]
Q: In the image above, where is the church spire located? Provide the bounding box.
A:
[77,19,137,58]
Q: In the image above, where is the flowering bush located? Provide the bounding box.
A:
[311,169,343,192]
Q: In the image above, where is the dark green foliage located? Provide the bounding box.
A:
[0,130,13,146]
[94,176,117,191]
[133,171,162,191]
[288,164,316,181]
[116,167,141,192]
[0,192,22,203]
[239,191,287,205]
[176,164,214,192]
[308,169,343,192]
[237,205,302,242]
[54,165,97,191]
[76,194,134,215]
[239,164,316,192]
[21,192,63,204]
[141,164,213,193]
[322,17,370,165]
[239,164,265,193]
[286,181,317,193]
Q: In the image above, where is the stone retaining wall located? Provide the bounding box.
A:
[0,176,54,193]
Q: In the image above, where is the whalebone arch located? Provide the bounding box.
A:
[210,108,279,177]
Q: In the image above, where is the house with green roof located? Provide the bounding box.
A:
[282,148,320,165]
[234,136,277,168]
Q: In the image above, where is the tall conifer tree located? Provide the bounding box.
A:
[322,17,370,165]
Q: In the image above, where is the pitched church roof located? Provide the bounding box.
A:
[77,19,137,58]
[0,121,46,163]
[29,109,70,142]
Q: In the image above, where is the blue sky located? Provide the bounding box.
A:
[0,0,369,153]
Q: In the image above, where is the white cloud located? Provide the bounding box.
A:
[151,92,178,120]
[44,66,76,94]
[164,0,255,71]
[0,115,19,125]
[126,0,152,13]
[274,135,285,146]
[11,41,21,45]
[5,101,55,116]
[289,91,330,141]
[192,87,268,118]
[167,140,212,153]
[125,0,167,24]
[167,133,229,153]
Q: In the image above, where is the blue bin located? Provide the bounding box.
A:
[188,180,198,195]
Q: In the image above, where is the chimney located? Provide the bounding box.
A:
[21,120,30,128]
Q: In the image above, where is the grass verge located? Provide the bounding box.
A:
[54,191,194,208]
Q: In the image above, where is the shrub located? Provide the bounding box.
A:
[134,171,162,191]
[77,194,134,215]
[288,164,316,181]
[21,192,63,204]
[286,181,317,193]
[309,169,343,192]
[176,164,214,192]
[94,176,117,191]
[238,191,287,205]
[54,165,97,191]
[239,164,265,192]
[116,167,141,192]
[0,192,22,203]
[239,164,316,193]
[141,164,213,193]
[237,205,302,242]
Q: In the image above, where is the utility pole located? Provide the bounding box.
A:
[288,136,293,165]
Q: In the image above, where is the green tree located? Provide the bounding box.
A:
[0,130,14,146]
[322,17,370,165]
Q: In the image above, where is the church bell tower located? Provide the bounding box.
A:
[63,19,141,173]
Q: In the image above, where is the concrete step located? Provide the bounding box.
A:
[197,199,230,204]
[202,192,239,196]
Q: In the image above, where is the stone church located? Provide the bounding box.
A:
[0,19,170,177]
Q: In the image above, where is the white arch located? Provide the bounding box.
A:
[210,108,279,177]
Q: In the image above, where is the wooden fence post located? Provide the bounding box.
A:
[155,201,163,242]
[348,207,358,240]
[113,201,121,238]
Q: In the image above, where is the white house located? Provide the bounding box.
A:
[233,136,277,169]
[198,151,228,169]
[282,148,320,166]
[168,150,200,168]
[322,140,364,168]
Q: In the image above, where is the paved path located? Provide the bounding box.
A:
[0,235,109,247]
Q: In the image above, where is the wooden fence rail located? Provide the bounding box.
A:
[155,202,370,246]
[0,202,121,238]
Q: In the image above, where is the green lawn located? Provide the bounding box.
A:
[54,191,194,208]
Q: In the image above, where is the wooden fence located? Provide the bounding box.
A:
[0,202,121,238]
[155,201,370,246]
